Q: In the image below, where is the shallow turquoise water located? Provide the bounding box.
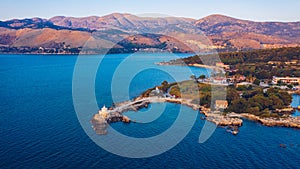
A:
[0,54,300,168]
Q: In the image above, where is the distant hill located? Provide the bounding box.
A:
[196,14,300,50]
[0,13,299,54]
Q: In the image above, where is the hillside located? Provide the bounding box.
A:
[0,13,299,54]
[196,14,300,50]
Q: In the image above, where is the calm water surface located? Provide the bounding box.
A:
[0,54,300,168]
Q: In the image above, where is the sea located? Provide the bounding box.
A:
[0,53,300,168]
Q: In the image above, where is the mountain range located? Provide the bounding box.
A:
[0,13,299,54]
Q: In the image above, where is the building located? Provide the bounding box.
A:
[228,75,246,83]
[236,82,253,87]
[234,75,246,82]
[272,76,300,85]
[216,62,230,70]
[98,105,109,119]
[259,82,269,88]
[212,77,228,84]
[215,100,228,109]
[267,61,282,65]
[293,85,300,90]
[285,60,298,65]
[149,87,164,97]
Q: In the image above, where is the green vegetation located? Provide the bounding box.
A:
[168,80,227,108]
[155,80,292,117]
[165,47,300,80]
[144,47,297,117]
[140,81,177,98]
[220,47,300,64]
[169,80,212,107]
[226,86,292,117]
[253,79,260,85]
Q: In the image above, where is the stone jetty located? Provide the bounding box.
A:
[91,96,244,135]
[91,97,197,134]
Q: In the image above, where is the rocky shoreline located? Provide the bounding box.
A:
[91,94,299,135]
[156,62,221,70]
[239,113,300,128]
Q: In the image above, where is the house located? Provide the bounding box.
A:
[212,77,227,84]
[235,75,246,82]
[236,82,253,87]
[259,82,269,88]
[285,60,297,65]
[267,61,282,65]
[149,87,164,97]
[228,74,246,83]
[216,62,230,69]
[272,76,300,85]
[293,85,300,90]
[215,100,228,109]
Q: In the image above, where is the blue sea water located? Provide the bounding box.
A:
[291,94,300,116]
[0,54,300,168]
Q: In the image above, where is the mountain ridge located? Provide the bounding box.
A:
[0,13,299,54]
[3,13,299,23]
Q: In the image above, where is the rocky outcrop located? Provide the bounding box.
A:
[91,112,131,135]
[206,114,243,127]
[240,113,300,128]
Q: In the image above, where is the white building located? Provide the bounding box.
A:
[216,62,230,69]
[272,76,300,85]
[149,87,164,97]
[212,77,227,84]
[236,82,253,87]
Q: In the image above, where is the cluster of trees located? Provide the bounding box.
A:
[219,47,300,81]
[140,81,176,98]
[167,47,300,65]
[220,47,300,65]
[166,47,300,80]
[190,74,206,82]
[169,81,212,106]
[226,87,292,117]
[142,79,293,118]
[228,62,300,79]
[169,80,228,108]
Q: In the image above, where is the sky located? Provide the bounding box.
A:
[1,0,300,21]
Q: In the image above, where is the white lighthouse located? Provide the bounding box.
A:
[98,105,109,118]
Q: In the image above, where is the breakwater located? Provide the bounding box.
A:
[91,96,243,135]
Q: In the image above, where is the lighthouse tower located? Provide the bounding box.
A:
[98,105,109,118]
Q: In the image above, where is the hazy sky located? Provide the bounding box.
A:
[1,0,299,21]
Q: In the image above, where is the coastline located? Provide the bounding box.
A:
[91,57,300,135]
[188,63,222,70]
[91,92,300,135]
[156,62,221,70]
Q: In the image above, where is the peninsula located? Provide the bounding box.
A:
[91,47,300,135]
[91,79,299,135]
